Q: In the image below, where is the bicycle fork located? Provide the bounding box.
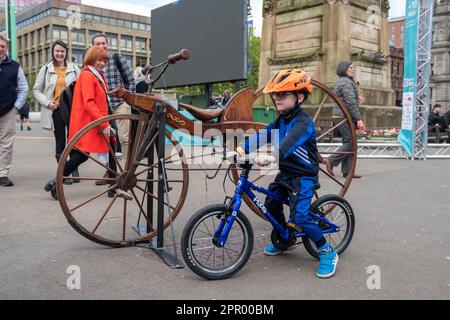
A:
[213,179,246,247]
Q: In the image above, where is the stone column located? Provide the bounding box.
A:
[322,0,351,86]
[257,0,276,105]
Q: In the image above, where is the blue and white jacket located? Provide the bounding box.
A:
[240,105,319,178]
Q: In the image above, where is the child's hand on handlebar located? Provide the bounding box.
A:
[255,155,276,167]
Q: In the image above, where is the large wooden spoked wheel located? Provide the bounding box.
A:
[56,114,189,247]
[231,80,357,220]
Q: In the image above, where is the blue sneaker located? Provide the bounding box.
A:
[264,243,282,256]
[264,243,297,256]
[316,244,339,278]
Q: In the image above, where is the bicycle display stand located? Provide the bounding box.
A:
[136,105,184,269]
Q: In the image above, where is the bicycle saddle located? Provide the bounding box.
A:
[179,103,223,122]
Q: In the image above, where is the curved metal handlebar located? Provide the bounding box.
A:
[143,49,190,93]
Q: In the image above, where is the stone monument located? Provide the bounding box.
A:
[258,0,400,127]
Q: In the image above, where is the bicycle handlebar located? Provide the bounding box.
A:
[225,152,276,167]
[167,49,190,64]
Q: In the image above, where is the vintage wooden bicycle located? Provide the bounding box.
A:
[56,49,358,247]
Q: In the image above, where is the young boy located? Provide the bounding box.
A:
[236,69,338,278]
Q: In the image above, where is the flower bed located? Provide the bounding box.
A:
[357,128,400,139]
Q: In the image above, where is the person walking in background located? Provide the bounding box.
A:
[19,101,31,131]
[428,104,447,132]
[0,34,29,187]
[33,40,80,182]
[323,61,365,179]
[91,33,136,159]
[44,47,116,199]
[134,66,150,93]
[221,90,231,107]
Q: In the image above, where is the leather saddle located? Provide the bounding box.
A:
[179,103,224,122]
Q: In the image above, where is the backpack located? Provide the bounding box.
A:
[59,68,109,126]
[59,81,76,125]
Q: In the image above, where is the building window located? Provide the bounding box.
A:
[136,56,147,68]
[72,49,85,67]
[107,33,118,50]
[45,26,50,43]
[120,35,133,52]
[31,31,36,48]
[71,29,85,46]
[84,14,93,23]
[23,54,28,70]
[58,9,68,18]
[53,26,68,43]
[135,38,146,52]
[38,50,43,66]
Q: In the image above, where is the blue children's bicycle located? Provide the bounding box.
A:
[181,156,355,280]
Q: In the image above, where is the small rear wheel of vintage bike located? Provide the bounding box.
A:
[302,194,355,259]
[56,114,189,247]
[181,204,254,280]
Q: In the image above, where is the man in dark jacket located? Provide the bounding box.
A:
[428,104,447,132]
[444,110,450,128]
[323,61,365,179]
[0,35,29,187]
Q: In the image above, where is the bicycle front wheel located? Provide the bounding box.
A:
[181,204,254,280]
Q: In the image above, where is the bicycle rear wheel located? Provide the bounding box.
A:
[181,204,254,280]
[302,194,355,259]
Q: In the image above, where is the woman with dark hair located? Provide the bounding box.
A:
[323,61,366,179]
[44,46,115,199]
[33,40,80,180]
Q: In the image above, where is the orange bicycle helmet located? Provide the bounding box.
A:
[263,69,314,94]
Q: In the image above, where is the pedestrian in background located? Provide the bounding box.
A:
[0,34,29,187]
[324,61,365,179]
[44,47,115,199]
[19,101,31,131]
[92,33,136,159]
[33,40,80,182]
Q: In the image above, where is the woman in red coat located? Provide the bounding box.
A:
[44,46,115,199]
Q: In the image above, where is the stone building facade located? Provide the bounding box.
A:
[3,0,151,78]
[431,0,450,112]
[388,16,405,49]
[258,0,401,127]
[389,46,403,107]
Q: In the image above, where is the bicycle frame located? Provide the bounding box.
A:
[213,164,340,247]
